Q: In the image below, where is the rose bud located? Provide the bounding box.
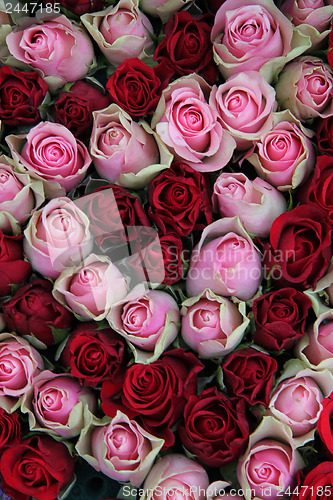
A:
[53,254,128,321]
[275,56,333,122]
[2,279,73,349]
[81,0,154,66]
[76,410,164,486]
[7,121,91,199]
[186,217,262,302]
[6,12,94,92]
[181,289,249,359]
[107,289,180,363]
[21,371,96,439]
[0,229,31,298]
[212,172,287,238]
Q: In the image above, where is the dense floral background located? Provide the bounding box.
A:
[1,0,333,499]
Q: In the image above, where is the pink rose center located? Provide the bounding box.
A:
[105,424,138,459]
[318,321,333,353]
[217,236,249,268]
[193,308,218,329]
[218,181,246,200]
[0,168,23,202]
[122,299,151,334]
[179,106,203,131]
[306,74,329,104]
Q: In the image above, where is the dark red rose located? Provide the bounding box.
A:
[2,279,73,347]
[317,393,333,458]
[44,0,105,15]
[0,434,75,500]
[76,184,150,251]
[55,80,110,139]
[262,204,332,290]
[290,462,333,500]
[252,288,312,351]
[148,162,212,237]
[0,230,31,297]
[106,58,173,117]
[154,11,218,84]
[101,348,203,448]
[328,27,333,72]
[0,408,21,453]
[221,347,278,406]
[316,117,333,154]
[298,156,333,225]
[0,65,48,126]
[178,386,249,467]
[62,322,128,387]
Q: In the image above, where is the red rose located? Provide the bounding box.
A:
[291,462,333,500]
[328,27,333,72]
[148,162,212,237]
[317,393,333,457]
[45,0,105,15]
[262,204,332,290]
[221,347,278,406]
[62,322,128,387]
[178,386,249,467]
[0,65,48,126]
[154,11,218,84]
[0,435,75,500]
[0,230,31,298]
[298,156,333,224]
[101,348,203,448]
[252,288,312,351]
[54,80,110,139]
[106,58,173,117]
[77,184,150,251]
[2,279,73,347]
[316,117,333,155]
[0,408,21,453]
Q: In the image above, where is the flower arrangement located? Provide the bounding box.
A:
[0,0,333,499]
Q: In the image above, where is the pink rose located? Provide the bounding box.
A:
[21,371,96,439]
[181,289,249,359]
[212,172,287,237]
[76,410,164,486]
[81,0,154,66]
[139,454,210,500]
[108,289,179,363]
[246,111,315,190]
[296,310,333,370]
[90,104,169,189]
[186,218,262,301]
[237,417,304,500]
[6,12,94,91]
[0,333,43,412]
[23,197,93,280]
[210,72,277,150]
[140,0,193,22]
[152,75,236,172]
[211,0,310,82]
[53,254,128,321]
[275,56,333,121]
[7,122,91,199]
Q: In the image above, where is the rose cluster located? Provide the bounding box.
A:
[1,0,333,499]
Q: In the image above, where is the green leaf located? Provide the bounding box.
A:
[50,326,71,345]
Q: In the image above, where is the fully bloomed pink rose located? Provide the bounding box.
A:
[23,197,93,280]
[6,12,94,91]
[212,172,287,237]
[7,122,91,198]
[186,218,262,301]
[211,0,310,82]
[210,72,277,150]
[21,371,96,439]
[152,75,236,172]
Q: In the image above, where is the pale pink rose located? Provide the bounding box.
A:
[207,482,244,500]
[152,75,236,172]
[139,454,209,500]
[181,289,249,359]
[0,333,44,412]
[6,12,94,91]
[246,112,315,191]
[212,173,287,237]
[237,417,304,500]
[296,310,333,370]
[140,0,193,22]
[23,197,93,280]
[210,72,277,150]
[108,288,179,363]
[53,254,128,321]
[186,218,262,301]
[78,410,165,486]
[6,122,91,199]
[268,366,333,444]
[275,56,333,121]
[81,0,154,66]
[211,0,310,82]
[90,104,164,187]
[21,371,96,439]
